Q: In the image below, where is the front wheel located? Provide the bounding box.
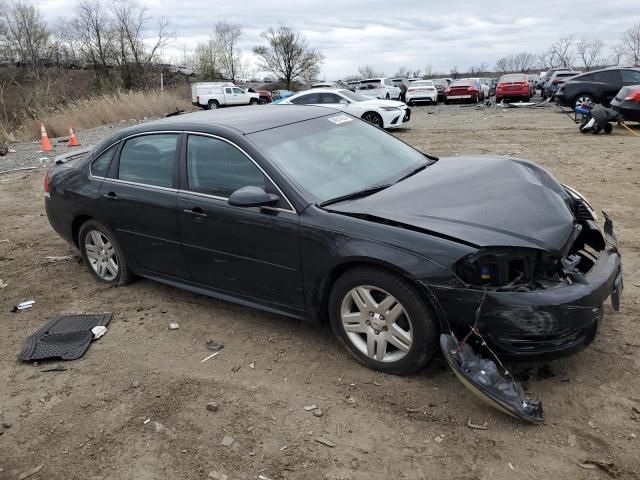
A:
[249,98,259,105]
[361,111,384,128]
[329,267,438,375]
[78,220,134,286]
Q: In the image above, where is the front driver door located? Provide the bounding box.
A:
[177,133,304,311]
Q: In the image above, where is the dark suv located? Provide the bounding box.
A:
[555,67,640,109]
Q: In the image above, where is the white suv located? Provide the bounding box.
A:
[356,78,401,100]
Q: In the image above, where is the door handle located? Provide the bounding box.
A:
[183,207,207,217]
[101,192,119,201]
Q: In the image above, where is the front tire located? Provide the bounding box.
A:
[361,111,384,128]
[78,220,134,286]
[250,98,259,105]
[328,267,438,375]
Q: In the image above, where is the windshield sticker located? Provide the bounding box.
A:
[328,115,352,125]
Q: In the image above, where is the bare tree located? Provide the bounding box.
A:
[0,0,49,68]
[467,63,488,75]
[393,66,411,78]
[423,61,433,78]
[71,0,115,79]
[610,43,625,66]
[215,21,242,81]
[496,52,537,73]
[253,26,324,89]
[621,22,640,66]
[357,64,384,78]
[194,38,223,81]
[548,35,575,68]
[576,37,604,71]
[111,0,171,88]
[450,66,459,79]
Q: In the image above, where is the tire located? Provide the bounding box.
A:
[249,98,259,105]
[444,100,450,105]
[78,220,134,286]
[328,267,438,375]
[573,93,595,109]
[361,111,384,128]
[496,97,502,103]
[207,100,219,110]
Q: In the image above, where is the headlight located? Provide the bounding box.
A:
[563,184,597,220]
[381,106,400,111]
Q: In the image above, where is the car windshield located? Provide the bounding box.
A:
[357,80,381,89]
[248,115,430,203]
[411,81,433,87]
[338,89,370,102]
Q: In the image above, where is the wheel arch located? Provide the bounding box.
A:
[71,214,93,247]
[315,258,444,330]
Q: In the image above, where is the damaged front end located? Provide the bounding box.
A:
[436,208,622,361]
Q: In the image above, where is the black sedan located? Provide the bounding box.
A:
[45,106,622,378]
[555,67,640,109]
[611,85,640,122]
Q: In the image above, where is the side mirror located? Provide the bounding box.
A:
[228,186,279,208]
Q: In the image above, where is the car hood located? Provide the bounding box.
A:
[359,99,405,108]
[326,155,576,253]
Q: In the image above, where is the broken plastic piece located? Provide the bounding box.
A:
[12,300,35,312]
[440,334,544,424]
[206,339,224,352]
[91,326,108,339]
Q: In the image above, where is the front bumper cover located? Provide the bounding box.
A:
[428,218,622,361]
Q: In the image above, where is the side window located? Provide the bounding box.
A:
[225,87,233,94]
[90,144,117,177]
[187,135,266,198]
[622,70,640,83]
[291,93,319,104]
[118,134,178,188]
[232,87,244,94]
[593,70,621,83]
[319,93,342,104]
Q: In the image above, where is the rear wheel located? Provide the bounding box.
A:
[329,267,438,375]
[361,111,384,128]
[573,93,595,109]
[78,220,134,285]
[207,100,219,110]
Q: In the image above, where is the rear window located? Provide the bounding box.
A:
[451,80,472,86]
[118,134,178,188]
[357,80,381,89]
[500,74,527,82]
[622,70,640,83]
[90,145,117,177]
[410,81,434,87]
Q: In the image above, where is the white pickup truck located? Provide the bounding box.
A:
[191,82,260,110]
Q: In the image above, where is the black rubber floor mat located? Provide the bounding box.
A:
[19,313,112,361]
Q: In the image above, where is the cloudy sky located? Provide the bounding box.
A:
[39,0,640,79]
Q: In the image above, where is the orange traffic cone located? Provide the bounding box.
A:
[40,124,52,152]
[68,127,80,147]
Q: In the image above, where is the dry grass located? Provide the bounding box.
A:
[13,87,195,141]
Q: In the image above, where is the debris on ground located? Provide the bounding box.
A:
[434,434,444,443]
[0,279,7,288]
[12,300,35,312]
[91,326,107,339]
[168,322,180,330]
[206,402,219,412]
[132,381,140,388]
[578,459,619,477]
[0,144,8,156]
[18,464,43,480]
[249,361,255,369]
[206,339,224,352]
[631,406,640,421]
[303,405,318,411]
[221,435,234,448]
[44,255,74,262]
[18,313,112,361]
[200,352,220,363]
[2,421,12,428]
[315,436,336,447]
[312,409,323,417]
[40,363,66,372]
[208,471,229,480]
[143,418,150,424]
[467,417,489,430]
[568,433,577,446]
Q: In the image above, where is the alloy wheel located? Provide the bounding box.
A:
[340,285,413,362]
[574,95,594,109]
[84,229,118,281]
[362,113,382,128]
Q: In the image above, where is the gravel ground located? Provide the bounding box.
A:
[1,100,639,480]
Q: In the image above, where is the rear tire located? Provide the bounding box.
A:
[207,100,219,110]
[328,267,438,375]
[78,220,134,286]
[573,93,595,109]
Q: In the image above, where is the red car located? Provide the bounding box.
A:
[237,85,272,104]
[444,79,480,104]
[496,74,531,103]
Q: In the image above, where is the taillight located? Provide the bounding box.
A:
[44,168,51,197]
[467,87,477,92]
[625,91,640,102]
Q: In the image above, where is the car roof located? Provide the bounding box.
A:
[112,105,337,136]
[292,88,347,94]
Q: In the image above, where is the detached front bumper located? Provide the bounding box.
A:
[428,221,623,361]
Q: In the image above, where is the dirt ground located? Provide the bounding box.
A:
[1,102,639,480]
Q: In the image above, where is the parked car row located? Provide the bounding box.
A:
[554,67,640,109]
